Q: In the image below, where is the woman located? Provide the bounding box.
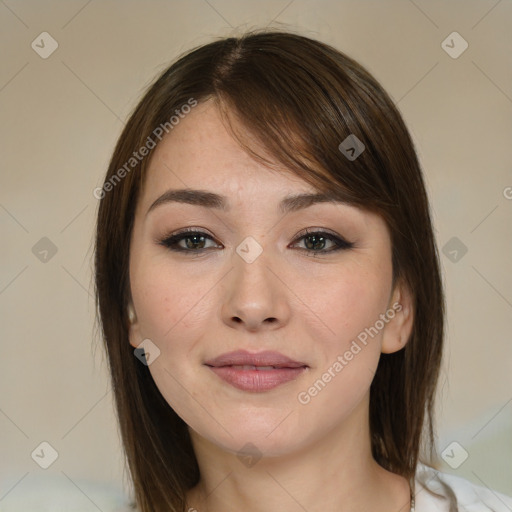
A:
[95,30,512,511]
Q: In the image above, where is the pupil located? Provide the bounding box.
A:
[306,235,325,250]
[186,235,205,249]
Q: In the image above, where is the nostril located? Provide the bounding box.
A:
[230,316,277,325]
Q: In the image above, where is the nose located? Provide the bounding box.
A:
[221,246,291,332]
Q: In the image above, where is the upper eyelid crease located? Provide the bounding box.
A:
[146,188,349,217]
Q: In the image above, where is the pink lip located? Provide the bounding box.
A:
[205,350,308,392]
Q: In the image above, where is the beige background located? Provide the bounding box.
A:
[1,0,511,508]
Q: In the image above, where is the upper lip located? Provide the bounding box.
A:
[204,350,308,368]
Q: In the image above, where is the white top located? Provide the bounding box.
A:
[415,462,512,511]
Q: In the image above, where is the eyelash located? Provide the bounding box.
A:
[157,227,354,256]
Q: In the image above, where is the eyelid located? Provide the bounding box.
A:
[166,226,218,240]
[292,226,342,240]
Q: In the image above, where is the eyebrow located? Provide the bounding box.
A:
[146,188,345,216]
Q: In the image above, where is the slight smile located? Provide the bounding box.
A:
[204,350,309,392]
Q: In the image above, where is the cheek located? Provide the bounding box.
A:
[297,264,392,348]
[293,271,389,428]
[130,253,216,347]
[130,257,215,419]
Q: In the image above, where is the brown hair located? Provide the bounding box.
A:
[95,29,444,511]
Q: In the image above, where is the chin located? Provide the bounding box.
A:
[188,408,318,460]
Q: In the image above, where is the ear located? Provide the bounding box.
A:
[127,302,142,349]
[381,279,414,354]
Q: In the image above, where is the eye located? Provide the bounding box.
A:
[157,227,354,256]
[158,228,221,253]
[290,229,354,254]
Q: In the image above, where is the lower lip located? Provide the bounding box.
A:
[208,366,307,392]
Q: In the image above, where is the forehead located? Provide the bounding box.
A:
[132,101,391,249]
[140,101,317,202]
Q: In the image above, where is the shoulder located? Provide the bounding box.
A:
[414,462,512,511]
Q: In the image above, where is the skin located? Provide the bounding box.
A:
[128,100,414,512]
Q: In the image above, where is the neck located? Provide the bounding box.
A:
[186,395,411,512]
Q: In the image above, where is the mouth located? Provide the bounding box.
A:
[226,365,296,370]
[204,350,308,392]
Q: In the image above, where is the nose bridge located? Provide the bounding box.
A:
[232,236,274,299]
[222,236,290,330]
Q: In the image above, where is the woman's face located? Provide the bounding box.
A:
[128,101,411,458]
